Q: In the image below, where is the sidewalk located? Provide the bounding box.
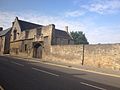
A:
[3,54,120,78]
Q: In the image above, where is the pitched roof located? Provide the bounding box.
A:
[55,29,72,39]
[18,19,42,31]
[0,28,11,36]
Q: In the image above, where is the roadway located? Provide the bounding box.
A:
[0,56,120,90]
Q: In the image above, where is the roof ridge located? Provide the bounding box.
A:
[17,19,43,31]
[18,19,42,26]
[55,29,72,39]
[0,27,11,36]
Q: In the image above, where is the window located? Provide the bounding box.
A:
[25,31,29,39]
[36,28,41,36]
[25,44,27,51]
[44,36,48,44]
[68,40,70,44]
[13,30,17,40]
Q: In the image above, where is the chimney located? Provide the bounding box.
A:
[15,16,18,20]
[65,26,68,32]
[12,22,14,26]
[0,27,3,32]
[49,24,55,30]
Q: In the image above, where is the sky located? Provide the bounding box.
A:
[0,0,120,44]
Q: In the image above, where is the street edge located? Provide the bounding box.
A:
[2,55,120,78]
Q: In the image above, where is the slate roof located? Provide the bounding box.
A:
[16,17,72,40]
[55,29,72,39]
[18,19,42,31]
[0,28,11,37]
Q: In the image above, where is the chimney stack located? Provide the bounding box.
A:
[0,27,3,32]
[12,22,14,26]
[65,26,68,32]
[49,24,55,30]
[15,16,18,20]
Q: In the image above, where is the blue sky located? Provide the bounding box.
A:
[0,0,120,44]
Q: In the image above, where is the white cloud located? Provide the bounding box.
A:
[64,10,85,17]
[0,10,120,44]
[0,10,85,32]
[0,11,17,28]
[81,0,120,14]
[86,25,120,44]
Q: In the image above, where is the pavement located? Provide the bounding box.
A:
[0,55,120,90]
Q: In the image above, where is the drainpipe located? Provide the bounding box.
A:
[81,44,85,65]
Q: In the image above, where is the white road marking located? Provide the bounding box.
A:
[32,67,59,77]
[80,82,107,90]
[11,61,24,67]
[0,85,4,90]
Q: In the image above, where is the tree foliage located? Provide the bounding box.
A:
[70,31,89,44]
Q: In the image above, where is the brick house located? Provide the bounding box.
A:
[10,17,74,58]
[0,27,11,54]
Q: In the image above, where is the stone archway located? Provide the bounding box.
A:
[33,43,42,59]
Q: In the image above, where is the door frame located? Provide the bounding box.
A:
[33,42,43,59]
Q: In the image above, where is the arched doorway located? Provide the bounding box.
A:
[33,43,42,59]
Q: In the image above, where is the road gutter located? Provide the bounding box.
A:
[38,61,120,78]
[4,55,120,78]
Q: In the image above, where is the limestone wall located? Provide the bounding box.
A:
[10,39,33,58]
[0,36,5,54]
[20,28,36,40]
[11,18,21,42]
[45,44,120,70]
[44,45,83,65]
[84,44,120,70]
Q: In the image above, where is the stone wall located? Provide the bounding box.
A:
[0,36,5,54]
[84,44,120,70]
[44,44,120,70]
[4,30,11,54]
[10,39,33,58]
[44,45,83,65]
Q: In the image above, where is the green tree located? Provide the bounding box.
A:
[70,31,89,44]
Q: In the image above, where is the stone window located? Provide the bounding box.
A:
[36,28,41,36]
[25,31,29,39]
[68,40,70,44]
[13,30,17,40]
[44,36,48,44]
[25,44,27,51]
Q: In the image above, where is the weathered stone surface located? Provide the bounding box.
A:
[44,44,120,70]
[84,44,120,70]
[44,45,83,65]
[9,17,120,70]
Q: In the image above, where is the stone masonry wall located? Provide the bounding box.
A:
[84,44,120,70]
[45,44,120,70]
[10,39,33,58]
[44,45,83,65]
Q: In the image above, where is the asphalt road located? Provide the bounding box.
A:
[0,56,120,90]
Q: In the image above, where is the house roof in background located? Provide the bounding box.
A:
[0,28,11,36]
[15,17,72,40]
[55,29,72,39]
[18,19,42,31]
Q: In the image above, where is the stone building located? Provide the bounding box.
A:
[10,17,73,58]
[0,27,11,54]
